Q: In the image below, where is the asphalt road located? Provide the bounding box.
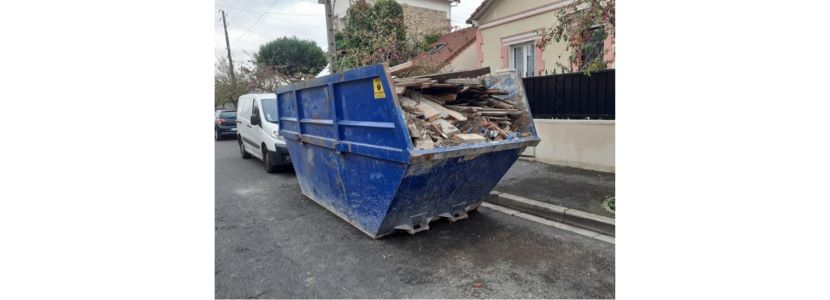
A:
[215,140,615,299]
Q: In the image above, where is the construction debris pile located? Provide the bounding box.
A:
[394,70,530,150]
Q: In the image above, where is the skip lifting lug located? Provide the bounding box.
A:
[395,213,431,234]
[439,203,469,222]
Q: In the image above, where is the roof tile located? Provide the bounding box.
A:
[412,27,479,68]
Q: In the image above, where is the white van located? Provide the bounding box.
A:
[236,93,291,173]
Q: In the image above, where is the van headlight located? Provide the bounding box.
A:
[271,128,283,140]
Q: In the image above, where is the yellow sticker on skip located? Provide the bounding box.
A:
[373,78,385,99]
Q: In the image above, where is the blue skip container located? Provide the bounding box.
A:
[275,64,539,238]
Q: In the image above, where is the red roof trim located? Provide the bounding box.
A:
[412,27,479,68]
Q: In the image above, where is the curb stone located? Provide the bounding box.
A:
[479,202,615,244]
[486,191,615,236]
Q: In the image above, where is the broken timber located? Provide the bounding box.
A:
[412,67,491,82]
[392,67,527,148]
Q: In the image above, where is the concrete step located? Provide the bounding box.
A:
[486,191,615,236]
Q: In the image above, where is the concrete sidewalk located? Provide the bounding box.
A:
[495,159,615,218]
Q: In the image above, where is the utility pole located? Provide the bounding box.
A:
[221,10,237,89]
[319,0,337,73]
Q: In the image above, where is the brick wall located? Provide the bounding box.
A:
[401,4,450,39]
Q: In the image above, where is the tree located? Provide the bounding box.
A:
[336,0,415,70]
[538,0,615,74]
[254,36,328,81]
[216,37,325,108]
[215,56,247,108]
[215,56,284,108]
[238,63,284,94]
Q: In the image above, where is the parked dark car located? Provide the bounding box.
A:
[214,110,237,140]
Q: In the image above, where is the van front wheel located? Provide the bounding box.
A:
[263,150,278,173]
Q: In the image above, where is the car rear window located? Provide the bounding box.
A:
[219,111,236,118]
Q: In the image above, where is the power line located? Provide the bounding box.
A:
[221,0,246,21]
[214,13,222,31]
[217,5,322,16]
[230,0,279,45]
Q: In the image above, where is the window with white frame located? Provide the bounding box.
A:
[509,42,535,77]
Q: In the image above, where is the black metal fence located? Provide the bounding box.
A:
[522,69,615,119]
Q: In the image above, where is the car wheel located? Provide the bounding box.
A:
[215,129,220,141]
[263,150,278,173]
[239,138,251,159]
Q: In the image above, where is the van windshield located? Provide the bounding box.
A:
[261,98,278,123]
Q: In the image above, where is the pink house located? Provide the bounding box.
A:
[467,0,615,76]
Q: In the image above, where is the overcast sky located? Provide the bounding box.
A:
[214,0,484,73]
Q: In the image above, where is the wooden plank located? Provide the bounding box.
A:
[412,67,491,82]
[434,119,459,137]
[488,123,510,138]
[444,105,477,113]
[395,85,407,95]
[486,98,513,109]
[394,77,431,86]
[444,78,484,85]
[478,111,509,116]
[453,133,486,144]
[425,83,458,88]
[401,96,440,120]
[407,124,422,138]
[429,123,448,139]
[415,138,434,149]
[419,104,441,121]
[389,61,414,75]
[400,97,418,109]
[483,89,509,95]
[403,110,423,118]
[419,98,468,121]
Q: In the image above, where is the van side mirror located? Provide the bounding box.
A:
[251,115,260,126]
